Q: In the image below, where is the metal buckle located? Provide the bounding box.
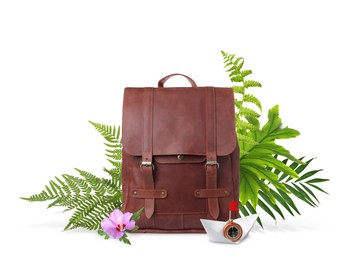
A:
[206,161,219,168]
[140,161,155,171]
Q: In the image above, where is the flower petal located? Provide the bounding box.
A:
[122,212,133,225]
[101,218,118,238]
[109,209,123,223]
[125,220,136,231]
[114,230,125,239]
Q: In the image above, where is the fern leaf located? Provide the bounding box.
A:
[62,174,81,194]
[236,119,257,131]
[230,75,243,82]
[234,100,243,109]
[55,176,72,196]
[63,175,92,193]
[237,133,258,145]
[241,70,252,78]
[21,191,56,202]
[64,195,101,230]
[238,106,261,118]
[47,198,63,208]
[226,65,238,72]
[229,69,241,77]
[65,197,119,231]
[21,181,60,202]
[89,121,119,141]
[103,167,121,185]
[232,86,245,94]
[242,94,262,112]
[244,80,262,88]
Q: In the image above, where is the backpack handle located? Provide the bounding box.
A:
[158,73,197,88]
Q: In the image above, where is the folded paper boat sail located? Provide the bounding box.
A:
[200,214,258,244]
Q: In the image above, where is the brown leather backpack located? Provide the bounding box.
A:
[122,74,239,233]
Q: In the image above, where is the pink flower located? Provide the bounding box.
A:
[101,209,136,239]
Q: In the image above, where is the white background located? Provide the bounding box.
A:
[0,0,345,259]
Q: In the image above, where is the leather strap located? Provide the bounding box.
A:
[194,188,230,198]
[231,142,240,219]
[142,87,155,219]
[158,73,197,88]
[132,189,167,199]
[205,87,219,220]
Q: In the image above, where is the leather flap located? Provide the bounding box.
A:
[122,87,236,156]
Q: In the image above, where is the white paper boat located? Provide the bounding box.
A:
[200,214,258,244]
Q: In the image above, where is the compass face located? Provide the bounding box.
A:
[227,226,239,238]
[223,221,243,242]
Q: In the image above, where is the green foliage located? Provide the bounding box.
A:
[119,234,131,245]
[221,50,328,224]
[22,121,123,233]
[98,229,110,240]
[23,51,329,238]
[131,207,144,221]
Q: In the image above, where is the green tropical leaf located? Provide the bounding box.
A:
[278,159,299,182]
[295,169,323,182]
[22,51,330,238]
[245,201,263,228]
[278,189,301,215]
[285,184,316,207]
[258,199,276,220]
[239,202,250,216]
[306,178,329,184]
[242,156,299,179]
[307,183,329,195]
[295,158,314,174]
[251,142,302,164]
[240,169,261,207]
[300,183,320,203]
[270,188,294,216]
[259,191,285,219]
[221,51,329,224]
[241,162,287,191]
[292,183,318,206]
